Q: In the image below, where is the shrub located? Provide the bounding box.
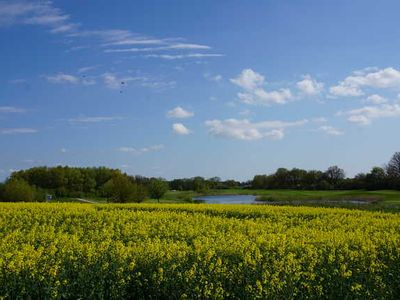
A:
[1,179,38,202]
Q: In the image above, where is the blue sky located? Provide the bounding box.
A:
[1,0,400,181]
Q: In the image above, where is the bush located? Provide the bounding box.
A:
[1,179,38,202]
[102,175,147,203]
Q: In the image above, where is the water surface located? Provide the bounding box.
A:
[193,195,257,204]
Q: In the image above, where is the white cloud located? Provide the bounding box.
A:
[50,23,79,34]
[118,147,139,154]
[0,2,221,64]
[68,116,123,123]
[212,75,222,82]
[312,117,327,123]
[347,115,370,125]
[45,72,96,85]
[82,78,96,86]
[239,109,252,116]
[118,144,164,155]
[101,72,174,90]
[296,75,324,95]
[46,73,79,84]
[265,129,284,140]
[352,67,379,76]
[166,106,194,119]
[365,94,387,104]
[25,14,69,26]
[231,69,265,90]
[317,126,343,136]
[0,106,26,113]
[204,73,222,82]
[338,103,400,125]
[330,67,400,97]
[71,30,217,58]
[77,66,97,74]
[0,128,37,134]
[238,88,292,105]
[102,73,136,89]
[105,38,167,46]
[169,43,210,50]
[205,118,307,140]
[104,43,210,53]
[0,1,76,32]
[60,148,67,153]
[231,69,292,105]
[140,144,164,152]
[145,53,223,60]
[8,79,27,84]
[172,123,191,135]
[329,84,363,97]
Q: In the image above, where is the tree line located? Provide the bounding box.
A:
[251,152,400,190]
[0,152,399,202]
[0,166,168,203]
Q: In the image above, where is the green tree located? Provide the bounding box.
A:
[387,152,400,189]
[149,179,169,202]
[2,179,38,202]
[365,167,387,190]
[102,175,146,203]
[324,166,345,187]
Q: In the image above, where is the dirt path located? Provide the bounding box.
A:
[75,198,99,204]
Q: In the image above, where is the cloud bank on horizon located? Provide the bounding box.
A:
[1,0,400,180]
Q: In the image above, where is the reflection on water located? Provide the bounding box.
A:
[193,195,257,204]
[193,195,371,205]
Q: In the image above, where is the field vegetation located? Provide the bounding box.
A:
[1,203,400,299]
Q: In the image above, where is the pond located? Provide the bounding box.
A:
[193,194,257,204]
[192,195,371,205]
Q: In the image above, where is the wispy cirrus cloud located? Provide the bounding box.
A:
[45,73,96,85]
[104,38,169,46]
[0,128,37,134]
[101,72,175,90]
[77,66,97,74]
[145,53,224,60]
[0,2,221,61]
[68,116,123,124]
[46,73,79,84]
[205,118,307,140]
[118,144,164,155]
[105,43,211,53]
[102,73,138,89]
[0,106,26,113]
[0,0,77,33]
[8,78,27,84]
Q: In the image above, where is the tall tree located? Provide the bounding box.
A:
[387,152,400,189]
[324,166,345,187]
[149,179,169,202]
[387,152,400,178]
